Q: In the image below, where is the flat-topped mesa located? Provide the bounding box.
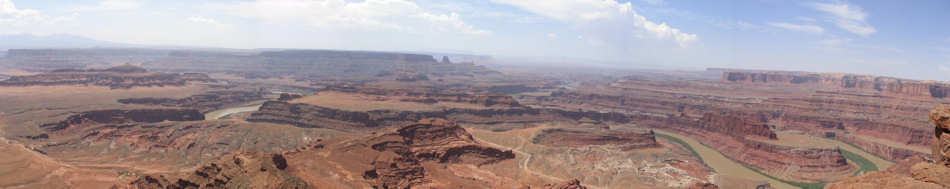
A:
[722,71,950,98]
[147,49,500,79]
[0,65,213,89]
[532,128,660,150]
[3,48,169,72]
[40,109,203,132]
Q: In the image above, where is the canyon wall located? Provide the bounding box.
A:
[722,71,950,99]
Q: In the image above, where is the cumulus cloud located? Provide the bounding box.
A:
[809,2,875,37]
[769,22,824,34]
[217,0,489,35]
[490,0,697,47]
[0,0,40,23]
[0,0,73,25]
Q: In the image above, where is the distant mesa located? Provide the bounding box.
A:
[0,64,213,89]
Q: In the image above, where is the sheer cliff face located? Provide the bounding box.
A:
[723,71,950,99]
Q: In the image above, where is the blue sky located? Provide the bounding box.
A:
[1,0,948,80]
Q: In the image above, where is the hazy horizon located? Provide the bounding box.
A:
[1,0,948,80]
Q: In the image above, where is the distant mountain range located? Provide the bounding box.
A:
[0,34,132,51]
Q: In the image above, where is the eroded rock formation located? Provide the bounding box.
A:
[0,65,212,89]
[361,118,515,188]
[128,149,311,189]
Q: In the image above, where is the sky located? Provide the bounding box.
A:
[1,0,948,80]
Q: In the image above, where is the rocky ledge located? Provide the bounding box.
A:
[0,64,213,89]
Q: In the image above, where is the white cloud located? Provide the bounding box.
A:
[547,33,558,38]
[73,0,140,12]
[187,16,219,24]
[809,2,875,37]
[769,22,824,34]
[418,12,491,35]
[489,0,697,47]
[939,65,950,72]
[217,0,489,35]
[0,0,73,25]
